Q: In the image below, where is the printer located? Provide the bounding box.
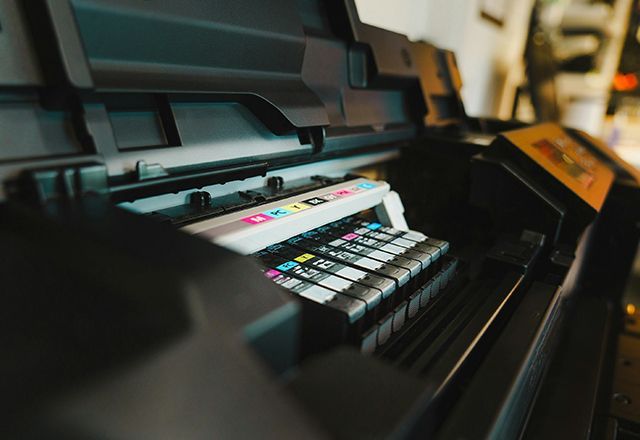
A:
[2,0,640,438]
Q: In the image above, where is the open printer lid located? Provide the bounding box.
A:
[0,0,470,204]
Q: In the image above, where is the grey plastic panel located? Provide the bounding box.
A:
[71,0,304,72]
[302,36,414,128]
[68,0,329,130]
[0,0,44,85]
[342,88,409,127]
[301,38,348,127]
[0,95,82,161]
[109,110,167,151]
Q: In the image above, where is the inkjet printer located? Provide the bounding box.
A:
[2,0,640,438]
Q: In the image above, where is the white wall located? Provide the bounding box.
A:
[355,0,534,119]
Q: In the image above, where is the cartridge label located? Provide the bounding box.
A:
[294,253,315,263]
[283,202,311,212]
[263,207,293,218]
[241,213,274,224]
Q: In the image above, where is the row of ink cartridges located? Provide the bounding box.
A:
[254,215,458,355]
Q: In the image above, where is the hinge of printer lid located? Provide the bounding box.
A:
[8,163,109,204]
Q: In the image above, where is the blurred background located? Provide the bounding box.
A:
[356,0,640,166]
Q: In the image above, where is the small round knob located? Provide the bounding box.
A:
[190,191,212,208]
[267,176,284,191]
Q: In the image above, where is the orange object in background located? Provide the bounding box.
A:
[614,72,639,91]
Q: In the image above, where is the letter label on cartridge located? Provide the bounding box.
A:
[332,189,354,197]
[241,213,274,224]
[263,207,293,218]
[320,193,340,202]
[302,197,327,206]
[264,269,281,278]
[294,253,315,263]
[284,203,311,212]
[276,261,298,271]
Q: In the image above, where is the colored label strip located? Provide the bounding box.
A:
[240,181,379,226]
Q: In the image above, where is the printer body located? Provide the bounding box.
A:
[2,0,640,438]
